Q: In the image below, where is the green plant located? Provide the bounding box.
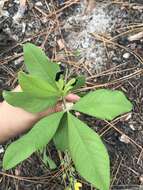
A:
[2,43,133,190]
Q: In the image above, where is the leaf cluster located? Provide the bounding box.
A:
[3,43,133,190]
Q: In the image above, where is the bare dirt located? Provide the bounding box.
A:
[0,0,143,189]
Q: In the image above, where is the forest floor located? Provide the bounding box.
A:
[0,0,143,189]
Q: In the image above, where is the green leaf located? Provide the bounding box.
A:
[63,85,73,96]
[53,113,68,151]
[73,89,132,121]
[42,149,57,169]
[3,91,57,113]
[3,112,64,170]
[45,156,57,170]
[67,113,110,190]
[72,76,85,90]
[18,72,60,98]
[56,78,65,91]
[66,78,76,87]
[23,43,60,85]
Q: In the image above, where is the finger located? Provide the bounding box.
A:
[37,94,80,119]
[65,93,80,102]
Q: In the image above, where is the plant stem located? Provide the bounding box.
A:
[58,150,67,188]
[62,97,67,110]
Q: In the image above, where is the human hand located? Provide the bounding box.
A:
[0,86,80,143]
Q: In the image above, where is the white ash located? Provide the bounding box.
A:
[13,4,27,23]
[123,52,130,59]
[129,124,136,131]
[0,0,9,17]
[119,134,130,144]
[13,0,20,4]
[21,22,26,34]
[35,2,43,7]
[63,2,117,73]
